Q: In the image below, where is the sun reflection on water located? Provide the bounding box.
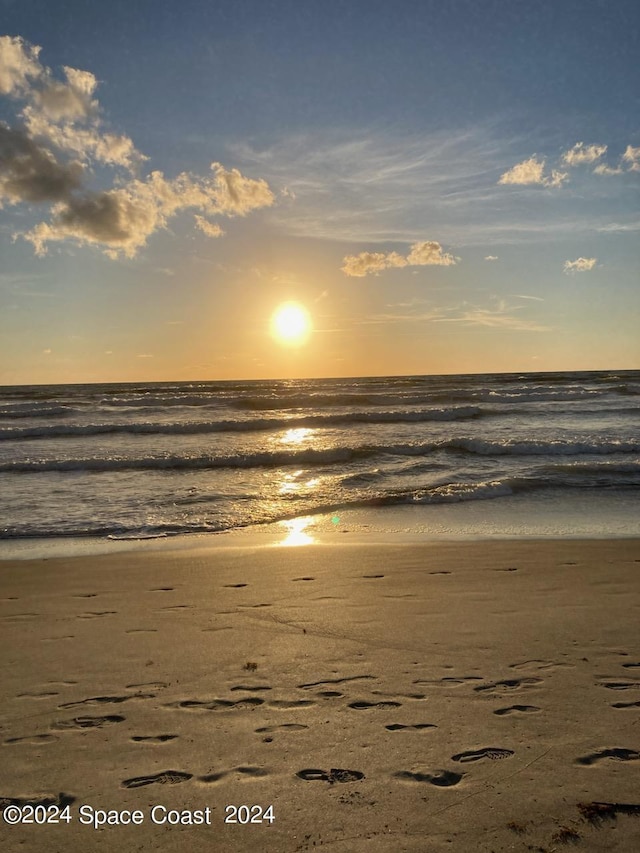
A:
[278,516,316,546]
[279,427,313,445]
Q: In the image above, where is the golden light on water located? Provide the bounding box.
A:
[278,516,316,546]
[279,427,312,445]
[270,302,312,346]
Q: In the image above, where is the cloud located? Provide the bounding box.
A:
[22,164,274,258]
[563,257,597,274]
[341,240,456,277]
[0,36,274,257]
[0,124,83,203]
[194,215,224,238]
[498,156,567,188]
[622,144,640,172]
[0,35,141,169]
[593,163,623,176]
[364,298,549,331]
[562,142,607,166]
[484,255,498,261]
[597,221,640,233]
[0,35,41,95]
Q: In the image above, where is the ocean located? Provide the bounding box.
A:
[1,370,639,549]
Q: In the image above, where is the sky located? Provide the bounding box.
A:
[1,0,639,384]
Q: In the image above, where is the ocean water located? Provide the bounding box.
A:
[0,370,639,546]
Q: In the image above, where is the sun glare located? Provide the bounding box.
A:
[271,302,312,346]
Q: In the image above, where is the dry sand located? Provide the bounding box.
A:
[1,538,639,852]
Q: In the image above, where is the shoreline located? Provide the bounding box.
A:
[2,486,639,561]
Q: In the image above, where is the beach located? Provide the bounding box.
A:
[1,536,639,852]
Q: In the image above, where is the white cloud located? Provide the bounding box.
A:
[498,155,568,188]
[563,257,597,274]
[1,36,274,257]
[622,144,640,172]
[484,255,498,261]
[341,240,456,277]
[593,163,623,176]
[0,36,41,95]
[562,142,607,166]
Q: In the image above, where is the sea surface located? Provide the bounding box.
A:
[0,371,639,546]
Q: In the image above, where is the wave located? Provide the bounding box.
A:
[0,406,484,441]
[2,437,639,474]
[0,404,75,419]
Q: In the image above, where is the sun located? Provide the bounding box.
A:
[270,302,312,346]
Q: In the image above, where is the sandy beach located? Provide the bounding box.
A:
[1,537,639,852]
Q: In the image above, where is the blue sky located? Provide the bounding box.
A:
[1,0,639,382]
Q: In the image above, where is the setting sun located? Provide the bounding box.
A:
[270,302,312,346]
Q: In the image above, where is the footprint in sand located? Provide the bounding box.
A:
[59,693,154,709]
[17,691,59,699]
[122,770,192,788]
[394,769,462,787]
[510,660,571,671]
[268,700,316,709]
[452,747,514,763]
[494,705,541,716]
[170,698,264,711]
[199,767,269,783]
[317,690,343,698]
[298,675,375,689]
[576,748,640,766]
[348,701,402,710]
[231,685,272,692]
[414,676,482,687]
[474,678,542,694]
[53,715,125,730]
[223,583,247,588]
[126,681,168,690]
[622,662,640,669]
[0,793,75,809]
[296,768,364,784]
[293,577,315,582]
[77,611,116,619]
[256,724,308,734]
[385,723,436,731]
[362,574,384,579]
[131,735,178,743]
[599,681,640,691]
[612,700,640,709]
[4,734,58,745]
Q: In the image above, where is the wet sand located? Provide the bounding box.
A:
[1,538,639,852]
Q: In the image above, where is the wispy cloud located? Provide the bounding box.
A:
[0,35,274,258]
[484,255,498,261]
[362,298,549,332]
[341,241,457,277]
[234,127,633,247]
[563,257,597,274]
